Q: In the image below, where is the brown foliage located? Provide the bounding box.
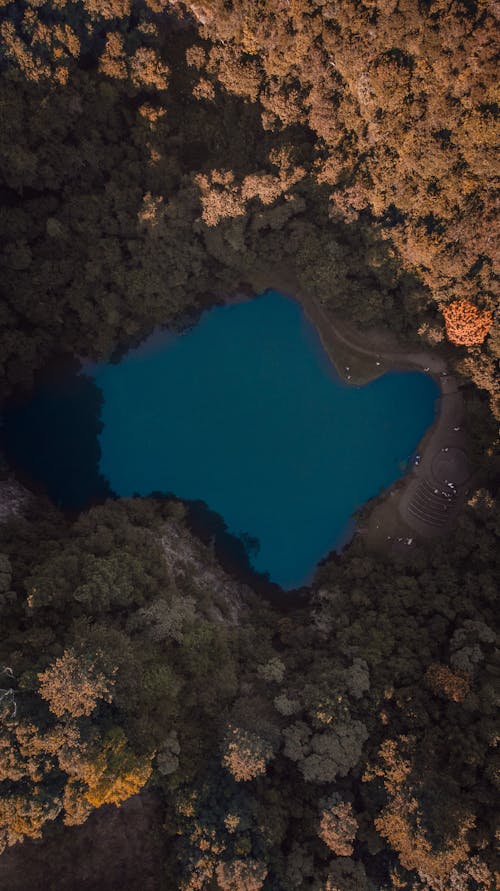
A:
[207,45,261,101]
[215,858,267,891]
[37,649,115,719]
[457,352,500,419]
[80,731,152,808]
[221,724,273,782]
[442,300,494,346]
[0,794,62,853]
[318,800,358,856]
[99,31,127,79]
[365,737,476,890]
[425,663,471,703]
[193,77,215,101]
[2,0,497,360]
[0,18,75,83]
[61,781,94,826]
[81,0,131,18]
[185,45,206,69]
[129,46,169,90]
[138,192,165,228]
[181,0,498,392]
[195,164,303,227]
[195,170,246,227]
[0,695,152,846]
[98,34,169,89]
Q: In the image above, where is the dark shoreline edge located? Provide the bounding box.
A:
[0,284,461,606]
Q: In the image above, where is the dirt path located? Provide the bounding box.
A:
[297,286,445,377]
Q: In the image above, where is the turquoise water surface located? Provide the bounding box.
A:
[92,291,438,587]
[3,291,439,589]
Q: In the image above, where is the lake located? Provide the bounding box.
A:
[2,291,439,589]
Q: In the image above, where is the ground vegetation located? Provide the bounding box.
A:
[0,1,498,889]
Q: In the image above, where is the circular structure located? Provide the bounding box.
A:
[431,447,470,486]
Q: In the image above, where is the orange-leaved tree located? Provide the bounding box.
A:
[442,301,493,346]
[37,648,116,719]
[215,859,268,891]
[221,724,273,782]
[425,663,471,703]
[318,797,358,856]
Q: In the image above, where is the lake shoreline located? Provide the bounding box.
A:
[1,281,470,597]
[227,274,469,557]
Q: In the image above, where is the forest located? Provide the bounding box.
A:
[0,0,498,889]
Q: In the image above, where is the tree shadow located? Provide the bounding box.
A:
[151,493,295,606]
[1,355,115,513]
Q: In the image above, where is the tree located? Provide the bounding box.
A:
[99,32,127,80]
[37,649,116,719]
[0,793,61,854]
[133,595,196,643]
[449,619,496,676]
[156,730,180,776]
[215,858,267,891]
[257,657,285,684]
[364,737,476,889]
[321,858,372,891]
[425,663,470,703]
[442,301,493,346]
[129,47,169,91]
[318,797,358,856]
[283,717,368,783]
[222,724,273,782]
[82,0,131,19]
[60,727,152,822]
[76,729,152,809]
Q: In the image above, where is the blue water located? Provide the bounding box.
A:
[2,291,439,589]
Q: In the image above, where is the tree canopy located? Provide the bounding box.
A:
[0,1,498,889]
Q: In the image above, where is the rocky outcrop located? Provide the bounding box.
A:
[160,520,251,625]
[0,479,31,524]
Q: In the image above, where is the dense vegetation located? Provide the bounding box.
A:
[0,1,498,889]
[1,493,498,890]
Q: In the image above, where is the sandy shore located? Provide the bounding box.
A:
[296,289,471,549]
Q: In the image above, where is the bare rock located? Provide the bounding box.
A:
[160,520,251,625]
[0,480,31,524]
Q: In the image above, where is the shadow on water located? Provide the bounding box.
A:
[1,355,115,513]
[177,497,302,607]
[147,492,300,607]
[0,356,300,608]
